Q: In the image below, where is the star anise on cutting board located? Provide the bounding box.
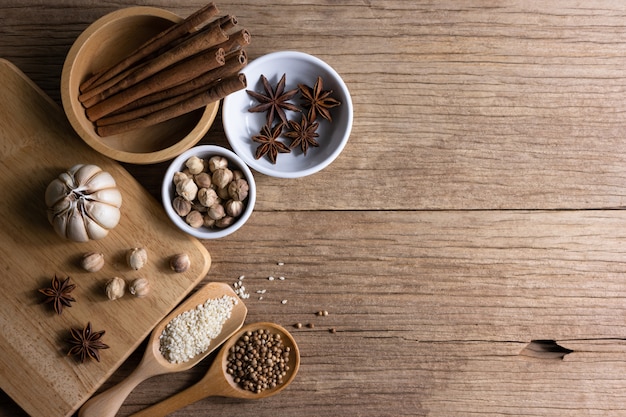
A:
[252,122,291,164]
[38,275,76,315]
[298,76,341,122]
[67,322,110,363]
[246,73,299,125]
[284,115,320,155]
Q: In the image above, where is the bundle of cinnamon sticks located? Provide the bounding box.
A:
[79,3,250,137]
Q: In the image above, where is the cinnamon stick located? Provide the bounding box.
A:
[107,48,247,116]
[78,62,147,106]
[95,82,219,127]
[79,2,219,93]
[146,14,238,65]
[219,28,251,54]
[85,47,226,121]
[79,24,229,107]
[218,15,238,32]
[96,73,247,137]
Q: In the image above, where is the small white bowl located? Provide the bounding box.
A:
[222,51,353,178]
[162,145,256,239]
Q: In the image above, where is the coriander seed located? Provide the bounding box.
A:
[226,328,291,393]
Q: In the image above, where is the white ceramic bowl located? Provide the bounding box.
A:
[162,145,256,239]
[222,51,353,178]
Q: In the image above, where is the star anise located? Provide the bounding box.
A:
[298,76,341,122]
[246,73,299,125]
[67,322,110,363]
[284,115,320,155]
[38,275,76,315]
[252,122,291,164]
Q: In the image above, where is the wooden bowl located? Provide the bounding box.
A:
[61,7,219,164]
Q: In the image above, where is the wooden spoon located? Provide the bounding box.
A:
[78,282,247,417]
[129,322,300,417]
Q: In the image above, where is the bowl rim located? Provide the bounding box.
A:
[222,50,354,178]
[60,6,219,164]
[161,145,257,239]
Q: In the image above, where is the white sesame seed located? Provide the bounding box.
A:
[277,262,284,266]
[159,295,238,364]
[268,276,275,281]
[281,299,288,304]
[278,276,285,281]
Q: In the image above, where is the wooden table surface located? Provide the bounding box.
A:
[3,1,626,416]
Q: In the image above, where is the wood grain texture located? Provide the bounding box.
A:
[2,1,626,416]
[101,210,626,416]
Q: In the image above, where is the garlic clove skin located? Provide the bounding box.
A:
[50,210,72,241]
[65,209,91,242]
[90,188,123,208]
[70,164,102,186]
[84,200,122,229]
[85,219,110,241]
[45,179,70,208]
[81,170,116,191]
[57,171,76,190]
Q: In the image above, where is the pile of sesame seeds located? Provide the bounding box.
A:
[159,295,238,363]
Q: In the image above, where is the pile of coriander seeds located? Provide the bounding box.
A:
[226,328,291,393]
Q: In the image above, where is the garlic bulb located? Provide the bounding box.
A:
[45,164,122,242]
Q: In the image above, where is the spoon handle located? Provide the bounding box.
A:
[129,381,212,417]
[78,360,159,417]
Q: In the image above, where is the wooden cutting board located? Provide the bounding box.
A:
[0,59,212,417]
